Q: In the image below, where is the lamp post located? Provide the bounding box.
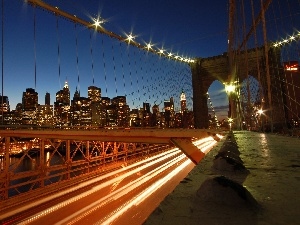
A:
[228,117,233,131]
[257,108,263,132]
[224,82,238,130]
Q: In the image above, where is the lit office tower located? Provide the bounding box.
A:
[45,92,50,105]
[112,96,129,127]
[88,86,101,102]
[88,86,101,126]
[0,96,10,113]
[22,88,38,111]
[142,102,151,127]
[180,90,187,113]
[55,81,70,105]
[54,81,71,126]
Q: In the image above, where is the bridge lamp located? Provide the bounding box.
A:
[158,48,164,55]
[93,17,105,28]
[126,33,135,44]
[228,118,233,130]
[257,109,263,115]
[225,83,236,94]
[145,42,153,51]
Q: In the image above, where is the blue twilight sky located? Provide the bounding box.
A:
[1,0,300,120]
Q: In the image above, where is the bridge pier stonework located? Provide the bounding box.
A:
[191,46,287,131]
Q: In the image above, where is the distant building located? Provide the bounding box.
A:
[55,81,70,105]
[45,92,50,105]
[22,88,38,124]
[88,86,101,102]
[180,90,187,113]
[37,104,54,126]
[54,81,71,126]
[129,108,140,127]
[282,64,300,127]
[22,88,38,111]
[142,102,151,127]
[164,97,175,128]
[71,88,91,126]
[112,96,129,127]
[151,104,161,127]
[0,95,10,113]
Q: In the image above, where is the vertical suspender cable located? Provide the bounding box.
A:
[241,0,250,125]
[127,46,133,106]
[112,41,117,96]
[90,31,94,85]
[119,42,126,97]
[1,0,4,124]
[261,0,273,132]
[285,0,300,124]
[75,23,80,92]
[33,5,37,90]
[101,35,107,96]
[134,48,140,106]
[56,15,61,89]
[251,0,262,104]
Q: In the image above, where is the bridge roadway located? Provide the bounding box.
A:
[0,128,222,164]
[1,147,195,224]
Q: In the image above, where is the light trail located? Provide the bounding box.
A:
[17,148,183,224]
[61,154,187,224]
[96,159,192,225]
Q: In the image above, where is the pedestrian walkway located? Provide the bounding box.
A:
[144,131,300,225]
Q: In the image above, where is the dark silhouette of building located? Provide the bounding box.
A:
[45,92,50,105]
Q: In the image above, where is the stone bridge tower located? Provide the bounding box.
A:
[191,46,287,130]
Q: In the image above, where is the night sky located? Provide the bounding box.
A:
[1,0,299,120]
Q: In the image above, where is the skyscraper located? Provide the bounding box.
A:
[22,88,38,111]
[88,86,101,102]
[55,81,70,105]
[180,90,187,113]
[45,92,50,105]
[0,96,10,113]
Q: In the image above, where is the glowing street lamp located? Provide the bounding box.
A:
[224,81,239,130]
[257,108,264,131]
[225,83,236,94]
[257,109,263,115]
[228,118,233,131]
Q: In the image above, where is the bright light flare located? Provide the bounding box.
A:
[145,42,153,50]
[225,84,236,93]
[126,33,135,44]
[257,109,263,115]
[93,17,105,28]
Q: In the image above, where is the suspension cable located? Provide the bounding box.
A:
[89,31,95,85]
[33,5,37,90]
[56,15,61,90]
[74,22,80,92]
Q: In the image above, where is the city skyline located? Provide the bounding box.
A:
[2,81,194,113]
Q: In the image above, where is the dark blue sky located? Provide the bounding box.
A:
[1,0,299,120]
